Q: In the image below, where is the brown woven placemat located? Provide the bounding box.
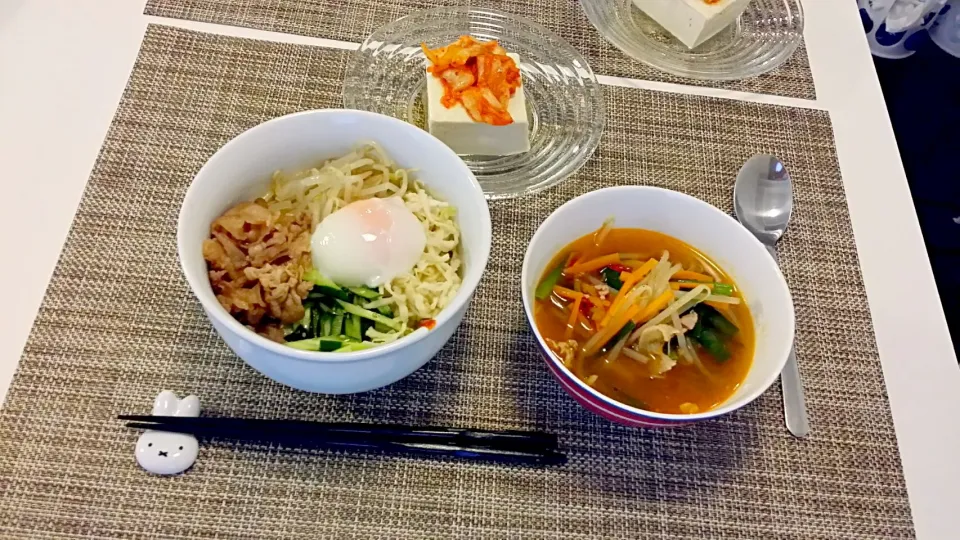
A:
[144,0,817,100]
[0,25,908,539]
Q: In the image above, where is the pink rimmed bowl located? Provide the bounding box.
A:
[520,186,794,427]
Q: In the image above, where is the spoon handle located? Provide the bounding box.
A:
[781,347,810,437]
[763,243,810,438]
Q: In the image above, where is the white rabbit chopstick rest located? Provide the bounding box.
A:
[135,391,200,475]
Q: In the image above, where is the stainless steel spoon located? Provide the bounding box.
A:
[733,155,810,438]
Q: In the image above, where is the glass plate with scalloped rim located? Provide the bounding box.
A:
[343,7,605,200]
[579,0,804,81]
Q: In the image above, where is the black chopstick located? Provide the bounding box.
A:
[120,416,565,465]
[119,415,558,452]
[125,422,565,466]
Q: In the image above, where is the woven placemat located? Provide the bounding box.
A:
[144,0,817,100]
[0,25,908,539]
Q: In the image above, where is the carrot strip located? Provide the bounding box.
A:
[600,259,657,327]
[581,283,598,296]
[670,282,715,291]
[564,296,582,340]
[553,286,584,300]
[630,259,658,282]
[633,290,674,324]
[602,274,641,328]
[673,270,712,282]
[584,305,641,357]
[599,258,662,328]
[564,253,620,275]
[591,306,606,324]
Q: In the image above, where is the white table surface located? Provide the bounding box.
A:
[1,0,957,537]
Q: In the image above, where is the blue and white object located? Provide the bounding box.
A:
[134,391,201,475]
[859,0,948,58]
[929,0,960,57]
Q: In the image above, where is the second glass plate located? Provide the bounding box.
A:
[343,7,605,200]
[579,0,804,81]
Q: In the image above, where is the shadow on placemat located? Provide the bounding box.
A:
[144,0,817,100]
[0,25,908,540]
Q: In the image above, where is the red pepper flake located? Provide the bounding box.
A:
[579,297,594,315]
[606,263,630,273]
[419,319,437,330]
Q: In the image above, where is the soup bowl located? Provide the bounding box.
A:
[520,186,794,427]
[178,109,491,394]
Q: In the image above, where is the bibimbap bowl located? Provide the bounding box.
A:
[178,110,491,393]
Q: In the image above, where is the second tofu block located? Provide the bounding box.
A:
[634,0,753,50]
[426,53,531,156]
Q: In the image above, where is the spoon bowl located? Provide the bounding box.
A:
[734,155,794,246]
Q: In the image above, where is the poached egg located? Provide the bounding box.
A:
[310,197,426,287]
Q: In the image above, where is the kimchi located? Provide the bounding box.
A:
[422,36,522,126]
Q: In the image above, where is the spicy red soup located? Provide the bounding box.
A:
[533,227,755,414]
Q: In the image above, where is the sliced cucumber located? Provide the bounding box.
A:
[318,337,344,352]
[330,311,344,337]
[347,286,380,300]
[335,299,403,331]
[304,268,339,288]
[345,313,363,341]
[321,313,335,337]
[304,269,352,300]
[314,285,351,301]
[286,337,344,352]
[310,306,322,336]
[297,306,312,330]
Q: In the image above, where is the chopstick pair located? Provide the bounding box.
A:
[120,415,566,466]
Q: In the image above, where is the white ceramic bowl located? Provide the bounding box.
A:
[520,186,794,427]
[178,110,491,393]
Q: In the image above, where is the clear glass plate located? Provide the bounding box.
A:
[579,0,804,81]
[343,7,605,200]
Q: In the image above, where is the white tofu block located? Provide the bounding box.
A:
[426,53,530,156]
[633,0,753,50]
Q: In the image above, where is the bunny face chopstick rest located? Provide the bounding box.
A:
[135,391,200,475]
